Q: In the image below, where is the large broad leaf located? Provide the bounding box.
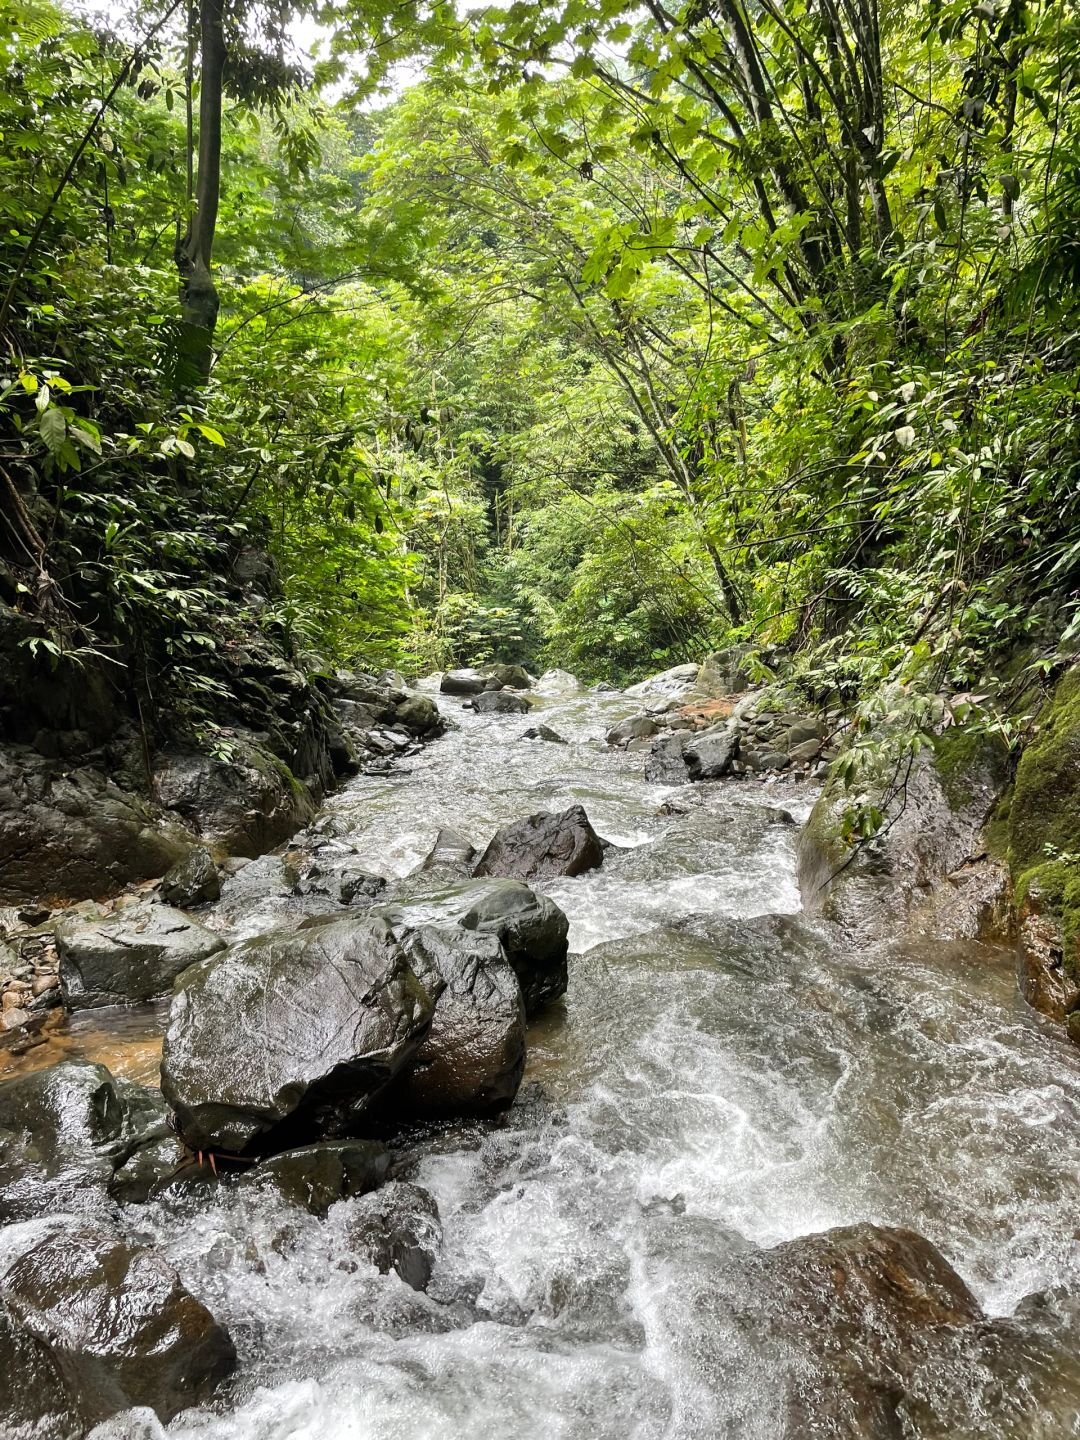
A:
[39,405,67,455]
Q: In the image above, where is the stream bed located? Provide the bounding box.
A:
[28,682,1080,1438]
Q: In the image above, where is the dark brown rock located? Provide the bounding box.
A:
[473,804,604,883]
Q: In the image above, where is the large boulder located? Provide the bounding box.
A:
[488,664,532,690]
[159,915,444,1154]
[239,1140,390,1215]
[337,1182,442,1292]
[470,689,531,716]
[56,900,225,1009]
[0,749,195,905]
[440,669,487,696]
[153,734,316,859]
[473,804,604,884]
[0,1218,235,1433]
[393,694,442,736]
[685,728,738,780]
[371,878,569,1016]
[386,927,526,1117]
[798,728,1009,936]
[624,663,699,698]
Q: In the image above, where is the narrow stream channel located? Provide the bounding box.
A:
[62,682,1080,1437]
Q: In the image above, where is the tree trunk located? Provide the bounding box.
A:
[175,0,224,383]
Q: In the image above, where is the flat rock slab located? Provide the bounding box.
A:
[0,1218,235,1434]
[160,915,443,1154]
[56,900,225,1009]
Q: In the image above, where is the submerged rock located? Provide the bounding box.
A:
[337,1181,442,1292]
[469,689,531,716]
[160,915,443,1154]
[0,1218,235,1434]
[160,846,220,907]
[56,900,225,1009]
[240,1139,390,1215]
[473,804,604,884]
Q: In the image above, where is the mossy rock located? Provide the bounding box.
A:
[1005,666,1080,979]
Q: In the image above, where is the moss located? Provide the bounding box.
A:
[1008,667,1080,872]
[932,727,997,810]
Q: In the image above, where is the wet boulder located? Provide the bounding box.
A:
[160,846,220,907]
[56,900,225,1009]
[0,749,195,906]
[337,1181,442,1292]
[745,1223,983,1436]
[685,728,738,780]
[606,715,659,748]
[470,689,531,716]
[440,669,487,696]
[533,669,582,695]
[0,1060,122,1223]
[239,1139,390,1216]
[296,854,388,906]
[0,1218,235,1432]
[420,827,478,875]
[159,915,443,1154]
[394,694,442,736]
[153,735,316,859]
[473,804,604,884]
[389,927,526,1117]
[645,733,690,784]
[371,878,569,1016]
[488,664,532,690]
[520,724,567,744]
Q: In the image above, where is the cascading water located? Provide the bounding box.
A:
[79,682,1080,1438]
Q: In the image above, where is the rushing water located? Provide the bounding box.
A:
[77,682,1080,1438]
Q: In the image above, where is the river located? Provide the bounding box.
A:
[32,679,1080,1438]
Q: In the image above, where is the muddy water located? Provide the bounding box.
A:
[55,682,1080,1437]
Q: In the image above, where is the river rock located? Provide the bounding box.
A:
[240,1140,390,1215]
[56,900,225,1009]
[624,663,699,698]
[370,878,569,1015]
[473,804,604,883]
[0,1061,184,1220]
[645,733,690,784]
[0,749,196,905]
[160,846,221,906]
[440,669,487,696]
[393,695,442,736]
[520,724,566,744]
[470,689,531,716]
[742,1223,983,1435]
[684,729,738,780]
[153,735,316,859]
[296,855,388,906]
[0,1218,235,1432]
[159,915,443,1154]
[533,669,582,695]
[420,828,478,874]
[389,926,526,1117]
[488,664,532,689]
[606,715,660,747]
[337,1181,442,1291]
